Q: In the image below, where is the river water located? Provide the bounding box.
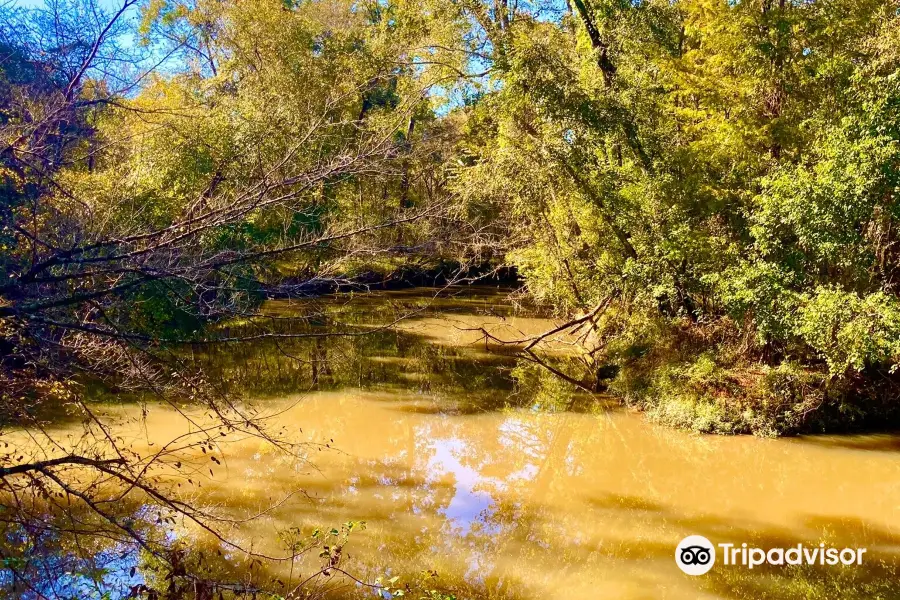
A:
[9,287,900,599]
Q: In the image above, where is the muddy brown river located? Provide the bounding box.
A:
[10,288,900,599]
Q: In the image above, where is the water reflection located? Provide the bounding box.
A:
[427,436,499,538]
[4,288,900,599]
[0,529,143,598]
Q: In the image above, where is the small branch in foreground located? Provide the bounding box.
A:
[0,455,126,478]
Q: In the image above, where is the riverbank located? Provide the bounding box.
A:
[601,315,900,437]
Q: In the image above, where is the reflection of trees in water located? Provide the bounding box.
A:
[286,408,601,599]
[192,324,530,411]
[185,291,586,418]
[0,492,378,599]
[0,500,259,599]
[0,506,145,599]
[307,404,900,600]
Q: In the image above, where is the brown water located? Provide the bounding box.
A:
[10,288,900,599]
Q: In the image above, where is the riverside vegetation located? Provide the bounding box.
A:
[2,0,900,596]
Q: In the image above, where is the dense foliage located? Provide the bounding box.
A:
[4,0,900,434]
[439,0,900,434]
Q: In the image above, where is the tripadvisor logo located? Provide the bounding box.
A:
[675,536,867,576]
[676,535,716,575]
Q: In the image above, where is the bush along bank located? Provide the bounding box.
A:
[594,311,900,437]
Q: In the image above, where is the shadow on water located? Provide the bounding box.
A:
[53,286,589,420]
[789,433,900,454]
[182,287,591,416]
